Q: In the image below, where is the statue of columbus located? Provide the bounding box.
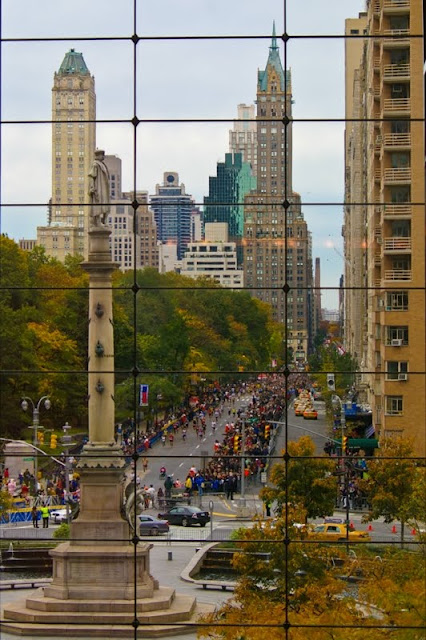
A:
[88,149,110,228]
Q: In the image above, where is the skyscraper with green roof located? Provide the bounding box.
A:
[37,49,96,261]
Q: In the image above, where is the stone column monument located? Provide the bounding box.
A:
[43,149,151,602]
[2,150,211,636]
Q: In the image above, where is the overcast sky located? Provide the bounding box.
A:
[1,0,365,307]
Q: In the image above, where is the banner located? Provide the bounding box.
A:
[139,384,149,406]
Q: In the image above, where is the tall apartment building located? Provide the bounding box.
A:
[37,49,96,260]
[344,0,425,454]
[105,155,158,271]
[150,172,193,260]
[103,155,158,271]
[228,104,258,176]
[106,196,159,272]
[204,152,256,265]
[242,27,313,359]
[343,12,368,363]
[132,192,159,271]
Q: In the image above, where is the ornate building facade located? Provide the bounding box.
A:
[242,27,313,359]
[37,49,96,260]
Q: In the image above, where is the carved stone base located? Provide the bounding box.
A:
[44,543,157,600]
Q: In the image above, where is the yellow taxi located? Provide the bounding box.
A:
[303,407,318,420]
[295,403,307,416]
[308,522,371,542]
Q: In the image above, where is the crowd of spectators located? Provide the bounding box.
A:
[0,458,80,509]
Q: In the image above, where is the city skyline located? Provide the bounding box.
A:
[1,0,365,307]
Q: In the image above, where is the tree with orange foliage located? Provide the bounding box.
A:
[199,511,425,639]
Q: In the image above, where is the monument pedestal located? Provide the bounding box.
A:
[43,452,157,601]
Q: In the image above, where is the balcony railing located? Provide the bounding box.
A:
[383,167,411,183]
[382,204,411,217]
[383,0,410,11]
[374,169,381,182]
[382,29,410,45]
[383,97,410,113]
[384,269,411,280]
[383,237,411,251]
[383,63,410,79]
[383,133,411,147]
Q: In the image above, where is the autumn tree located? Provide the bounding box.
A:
[199,512,426,640]
[260,435,336,523]
[360,436,425,546]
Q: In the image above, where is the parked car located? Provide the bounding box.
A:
[139,514,169,536]
[307,523,371,542]
[158,506,210,527]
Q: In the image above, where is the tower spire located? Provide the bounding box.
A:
[271,20,278,51]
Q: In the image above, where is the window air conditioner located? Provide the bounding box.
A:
[398,372,408,381]
[391,338,403,346]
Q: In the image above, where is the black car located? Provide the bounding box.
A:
[158,506,210,527]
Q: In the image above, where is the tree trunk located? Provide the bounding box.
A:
[400,520,405,549]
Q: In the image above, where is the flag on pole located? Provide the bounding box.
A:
[139,384,149,406]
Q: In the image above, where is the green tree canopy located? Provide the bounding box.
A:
[260,436,336,523]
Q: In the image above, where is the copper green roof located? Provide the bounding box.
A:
[258,22,290,91]
[58,49,90,75]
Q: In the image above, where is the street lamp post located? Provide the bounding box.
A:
[60,422,76,524]
[21,395,51,493]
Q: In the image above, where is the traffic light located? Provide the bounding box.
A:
[326,373,335,391]
[233,435,239,452]
[38,431,44,445]
[342,436,348,453]
[50,434,58,449]
[264,424,270,440]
